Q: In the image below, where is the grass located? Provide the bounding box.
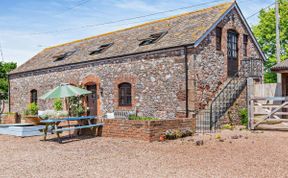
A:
[128,115,159,121]
[222,123,234,130]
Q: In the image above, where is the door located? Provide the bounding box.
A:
[86,84,97,116]
[227,30,239,77]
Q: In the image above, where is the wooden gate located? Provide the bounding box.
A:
[247,78,288,130]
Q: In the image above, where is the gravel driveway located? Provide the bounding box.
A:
[0,129,287,178]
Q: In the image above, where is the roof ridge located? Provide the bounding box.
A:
[45,1,234,50]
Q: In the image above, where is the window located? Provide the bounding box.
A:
[30,89,37,104]
[227,30,238,59]
[227,30,239,77]
[118,83,132,106]
[243,34,248,56]
[139,31,167,46]
[216,27,222,51]
[89,43,113,55]
[53,50,76,62]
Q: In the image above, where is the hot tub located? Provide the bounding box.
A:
[0,123,45,137]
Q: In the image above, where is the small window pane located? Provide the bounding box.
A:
[216,27,222,51]
[118,83,132,106]
[243,35,248,56]
[30,89,37,104]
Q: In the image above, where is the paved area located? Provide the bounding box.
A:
[0,129,287,178]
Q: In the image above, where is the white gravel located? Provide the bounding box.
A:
[0,129,288,178]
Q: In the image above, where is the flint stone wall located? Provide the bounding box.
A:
[188,9,263,112]
[9,49,187,119]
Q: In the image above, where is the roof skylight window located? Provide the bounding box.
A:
[53,50,76,62]
[139,31,167,46]
[89,43,113,55]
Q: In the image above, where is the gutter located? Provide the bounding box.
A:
[8,75,11,112]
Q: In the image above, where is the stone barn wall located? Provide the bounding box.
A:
[187,9,263,112]
[9,49,187,119]
[9,8,264,121]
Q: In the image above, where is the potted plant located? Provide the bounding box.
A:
[1,112,19,124]
[24,102,41,125]
[159,134,166,142]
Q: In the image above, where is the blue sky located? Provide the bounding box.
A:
[0,0,273,65]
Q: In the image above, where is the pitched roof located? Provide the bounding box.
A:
[11,2,236,74]
[271,59,288,72]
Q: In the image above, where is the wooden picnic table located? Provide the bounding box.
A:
[40,116,104,143]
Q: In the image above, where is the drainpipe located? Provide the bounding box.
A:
[184,46,189,118]
[8,75,11,112]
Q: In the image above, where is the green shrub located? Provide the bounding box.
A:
[239,108,248,127]
[165,129,177,140]
[128,114,158,121]
[53,98,63,111]
[215,133,221,139]
[25,102,39,115]
[68,96,84,117]
[175,129,183,138]
[164,129,193,140]
[222,123,233,130]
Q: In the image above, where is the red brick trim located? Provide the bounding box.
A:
[80,75,102,116]
[113,74,137,110]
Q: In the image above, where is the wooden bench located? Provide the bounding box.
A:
[52,123,104,133]
[40,116,103,143]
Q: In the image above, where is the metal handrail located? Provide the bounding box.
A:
[209,71,244,129]
[209,58,261,130]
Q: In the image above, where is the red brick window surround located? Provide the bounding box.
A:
[118,83,132,106]
[243,34,248,57]
[30,89,37,104]
[114,75,137,110]
[216,27,222,51]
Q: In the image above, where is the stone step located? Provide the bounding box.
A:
[255,123,288,131]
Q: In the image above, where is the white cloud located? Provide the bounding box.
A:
[114,0,160,12]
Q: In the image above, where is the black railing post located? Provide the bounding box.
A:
[210,104,213,130]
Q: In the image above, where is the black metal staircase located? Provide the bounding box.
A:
[209,71,247,130]
[196,58,262,132]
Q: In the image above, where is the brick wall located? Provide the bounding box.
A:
[1,113,20,124]
[96,118,195,142]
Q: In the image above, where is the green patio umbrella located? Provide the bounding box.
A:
[40,83,91,99]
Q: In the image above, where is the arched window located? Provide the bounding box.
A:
[30,89,37,104]
[227,30,239,77]
[227,30,238,59]
[118,83,132,106]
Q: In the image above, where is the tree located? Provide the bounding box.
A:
[253,0,288,83]
[0,62,17,99]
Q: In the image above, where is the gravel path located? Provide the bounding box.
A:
[0,129,288,178]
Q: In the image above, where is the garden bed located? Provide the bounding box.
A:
[96,118,195,142]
